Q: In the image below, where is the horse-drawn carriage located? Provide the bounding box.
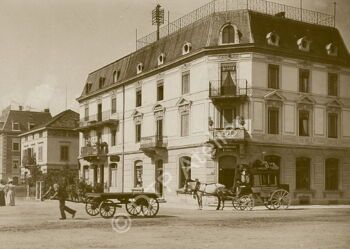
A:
[182,160,291,211]
[84,192,160,218]
[228,161,290,211]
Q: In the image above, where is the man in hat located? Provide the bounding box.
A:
[43,183,76,220]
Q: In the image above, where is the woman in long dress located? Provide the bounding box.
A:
[5,179,15,206]
[0,180,6,206]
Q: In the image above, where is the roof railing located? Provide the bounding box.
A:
[136,0,335,50]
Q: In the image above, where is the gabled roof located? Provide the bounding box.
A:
[78,10,349,101]
[0,109,52,133]
[19,109,79,136]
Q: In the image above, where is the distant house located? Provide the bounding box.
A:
[0,105,52,184]
[19,109,80,179]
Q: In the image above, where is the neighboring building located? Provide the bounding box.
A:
[76,0,350,204]
[0,105,52,184]
[19,109,80,178]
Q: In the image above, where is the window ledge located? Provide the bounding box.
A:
[293,189,316,198]
[323,190,343,197]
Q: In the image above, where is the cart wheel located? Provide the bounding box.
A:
[232,197,240,211]
[239,195,255,211]
[125,200,142,216]
[99,200,116,219]
[85,198,100,216]
[270,189,290,210]
[141,197,159,217]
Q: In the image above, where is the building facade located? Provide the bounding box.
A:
[19,110,80,177]
[76,0,350,204]
[0,105,52,184]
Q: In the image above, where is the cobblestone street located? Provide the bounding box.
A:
[0,199,349,249]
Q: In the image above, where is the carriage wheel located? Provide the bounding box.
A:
[99,200,116,219]
[239,195,255,211]
[270,190,290,210]
[232,197,240,211]
[264,201,275,210]
[141,197,159,217]
[85,198,100,216]
[125,200,142,216]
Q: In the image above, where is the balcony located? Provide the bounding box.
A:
[210,128,246,143]
[77,111,119,132]
[140,136,168,156]
[80,144,108,162]
[209,80,249,105]
[22,154,36,168]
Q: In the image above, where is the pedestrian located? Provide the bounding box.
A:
[43,183,76,220]
[0,179,6,206]
[5,179,16,206]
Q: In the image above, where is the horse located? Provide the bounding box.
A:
[183,179,226,210]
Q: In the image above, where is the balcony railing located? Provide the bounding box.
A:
[81,144,108,159]
[22,154,36,167]
[211,128,246,141]
[137,0,334,49]
[78,111,119,132]
[140,136,168,150]
[209,79,248,98]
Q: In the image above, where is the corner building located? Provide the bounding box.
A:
[77,0,350,205]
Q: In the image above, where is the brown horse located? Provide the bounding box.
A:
[183,179,226,210]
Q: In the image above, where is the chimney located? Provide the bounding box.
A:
[19,106,23,111]
[44,108,50,113]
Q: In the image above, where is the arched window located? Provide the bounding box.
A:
[222,25,235,44]
[179,156,191,188]
[134,160,143,187]
[325,158,339,191]
[296,157,310,190]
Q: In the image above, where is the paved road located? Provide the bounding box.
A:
[0,199,349,249]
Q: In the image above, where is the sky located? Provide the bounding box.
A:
[0,0,349,116]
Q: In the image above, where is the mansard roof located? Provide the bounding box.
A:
[0,108,52,134]
[78,10,349,101]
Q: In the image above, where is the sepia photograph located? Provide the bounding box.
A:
[0,0,350,248]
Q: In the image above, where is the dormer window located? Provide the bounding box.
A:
[85,83,92,94]
[113,70,120,83]
[12,122,20,131]
[158,53,165,66]
[182,42,192,55]
[266,32,279,46]
[219,24,241,45]
[222,25,235,44]
[137,63,143,74]
[99,77,105,89]
[28,122,35,130]
[297,36,311,52]
[326,43,338,56]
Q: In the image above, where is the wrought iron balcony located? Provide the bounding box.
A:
[210,128,246,142]
[209,80,248,105]
[140,136,168,155]
[22,154,36,168]
[80,144,108,162]
[77,111,119,132]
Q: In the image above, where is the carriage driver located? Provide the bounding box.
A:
[235,167,250,197]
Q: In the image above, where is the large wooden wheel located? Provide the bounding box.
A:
[125,200,142,216]
[85,198,100,216]
[232,197,240,211]
[141,197,159,217]
[270,189,290,210]
[99,200,116,219]
[239,195,255,211]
